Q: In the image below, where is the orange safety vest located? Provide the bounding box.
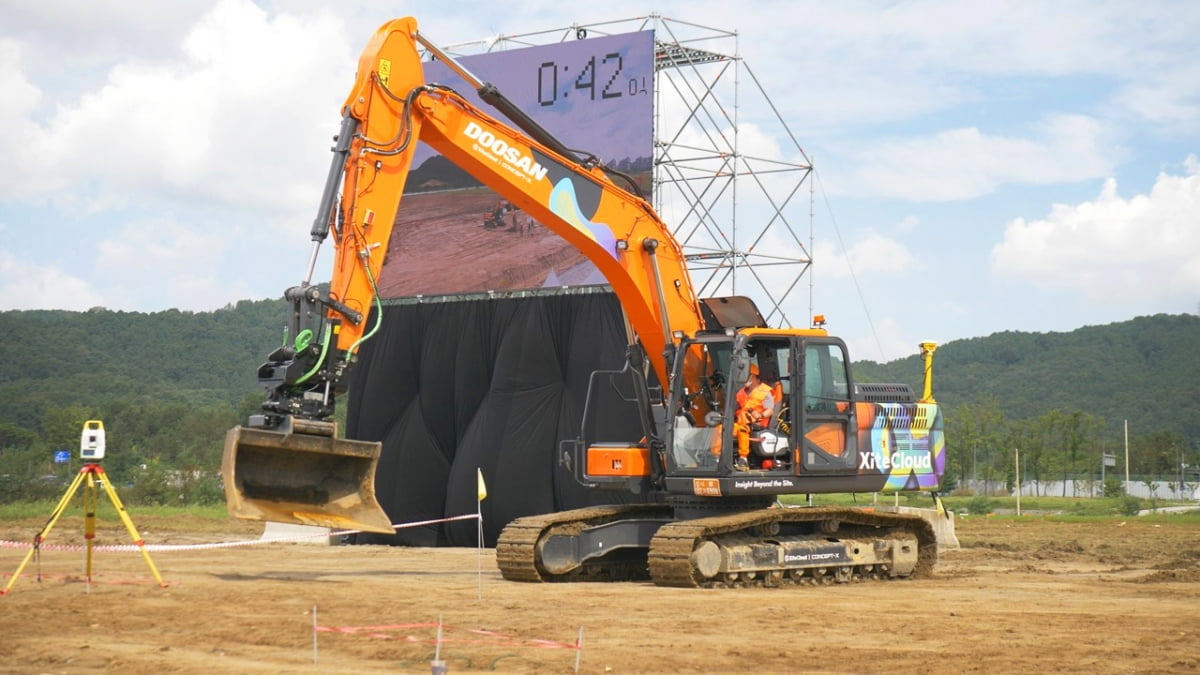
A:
[736,382,774,426]
[730,382,774,460]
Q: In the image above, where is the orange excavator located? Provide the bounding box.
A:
[222,17,947,587]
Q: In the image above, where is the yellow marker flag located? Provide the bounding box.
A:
[476,468,488,501]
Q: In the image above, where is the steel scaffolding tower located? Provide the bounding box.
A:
[433,15,814,328]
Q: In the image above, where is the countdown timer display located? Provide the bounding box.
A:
[416,30,654,172]
[535,47,651,107]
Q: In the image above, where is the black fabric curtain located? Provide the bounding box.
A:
[344,292,649,547]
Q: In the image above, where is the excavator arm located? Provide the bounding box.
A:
[222,17,705,532]
[335,18,704,380]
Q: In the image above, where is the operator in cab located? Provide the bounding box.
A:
[734,363,776,470]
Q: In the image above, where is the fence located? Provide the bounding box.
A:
[962,477,1199,500]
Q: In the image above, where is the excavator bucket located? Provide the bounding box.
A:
[221,418,395,534]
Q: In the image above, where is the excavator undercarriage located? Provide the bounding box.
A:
[497,503,937,589]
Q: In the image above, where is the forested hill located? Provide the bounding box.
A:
[0,302,1195,448]
[0,299,289,430]
[854,312,1200,442]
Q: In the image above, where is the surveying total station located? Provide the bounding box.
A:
[80,420,106,460]
[1,421,166,595]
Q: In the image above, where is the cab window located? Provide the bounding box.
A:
[804,343,849,413]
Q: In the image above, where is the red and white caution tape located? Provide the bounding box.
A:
[0,513,480,554]
[315,620,580,650]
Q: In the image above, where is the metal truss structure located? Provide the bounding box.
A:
[433,15,814,328]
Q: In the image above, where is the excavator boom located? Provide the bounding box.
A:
[223,17,704,533]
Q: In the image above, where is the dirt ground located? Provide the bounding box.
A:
[1,513,1198,674]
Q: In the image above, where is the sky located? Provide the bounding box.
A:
[0,0,1197,362]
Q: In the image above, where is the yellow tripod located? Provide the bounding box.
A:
[2,464,165,595]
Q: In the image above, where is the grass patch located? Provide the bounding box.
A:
[0,500,230,522]
[777,492,1200,520]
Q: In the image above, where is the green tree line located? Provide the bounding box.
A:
[856,313,1200,495]
[0,300,287,503]
[0,302,1196,504]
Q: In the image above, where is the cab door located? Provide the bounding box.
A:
[797,339,857,473]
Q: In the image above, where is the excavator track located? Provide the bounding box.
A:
[648,506,938,588]
[498,503,939,589]
[496,504,673,582]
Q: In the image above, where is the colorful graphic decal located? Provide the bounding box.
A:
[857,402,944,492]
[548,177,618,258]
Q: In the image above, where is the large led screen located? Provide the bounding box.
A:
[375,30,654,299]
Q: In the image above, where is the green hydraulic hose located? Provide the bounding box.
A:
[344,254,384,361]
[294,324,332,385]
[294,245,384,386]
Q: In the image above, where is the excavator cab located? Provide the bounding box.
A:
[662,333,799,474]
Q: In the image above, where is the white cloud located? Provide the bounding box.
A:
[832,114,1116,201]
[840,316,926,365]
[0,1,207,57]
[0,0,1195,328]
[1112,65,1200,133]
[94,217,254,311]
[812,234,917,281]
[991,157,1200,304]
[0,40,40,120]
[0,40,45,199]
[742,2,1200,133]
[4,0,353,219]
[0,251,105,310]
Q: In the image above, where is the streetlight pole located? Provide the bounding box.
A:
[1124,419,1130,496]
[1179,446,1185,500]
[1101,451,1106,495]
[973,445,978,493]
[1015,447,1021,516]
